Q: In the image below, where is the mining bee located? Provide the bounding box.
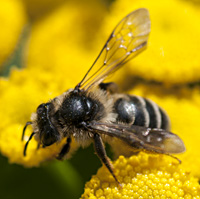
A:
[22,8,185,185]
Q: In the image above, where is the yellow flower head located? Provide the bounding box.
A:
[81,153,200,199]
[100,0,200,84]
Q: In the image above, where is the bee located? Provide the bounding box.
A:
[22,8,185,185]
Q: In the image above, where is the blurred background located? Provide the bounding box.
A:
[0,145,104,199]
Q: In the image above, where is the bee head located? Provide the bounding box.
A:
[22,102,61,157]
[36,103,60,147]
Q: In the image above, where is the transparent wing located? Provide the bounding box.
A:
[77,8,151,90]
[89,122,186,154]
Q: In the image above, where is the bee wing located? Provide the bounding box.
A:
[77,8,151,90]
[89,122,186,154]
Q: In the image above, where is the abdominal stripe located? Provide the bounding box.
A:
[114,95,170,130]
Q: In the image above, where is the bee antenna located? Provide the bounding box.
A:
[23,132,36,156]
[21,121,32,141]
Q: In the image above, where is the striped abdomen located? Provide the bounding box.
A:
[113,94,170,130]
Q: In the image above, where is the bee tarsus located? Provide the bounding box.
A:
[93,133,121,186]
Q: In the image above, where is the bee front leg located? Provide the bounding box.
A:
[57,137,71,160]
[93,133,121,186]
[99,82,118,94]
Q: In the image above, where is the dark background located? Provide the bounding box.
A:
[0,144,106,199]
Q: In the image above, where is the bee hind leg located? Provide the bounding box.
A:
[165,153,182,164]
[57,137,71,160]
[93,133,122,187]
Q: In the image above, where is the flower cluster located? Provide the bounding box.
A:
[81,153,200,198]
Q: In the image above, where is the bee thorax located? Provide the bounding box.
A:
[59,91,100,125]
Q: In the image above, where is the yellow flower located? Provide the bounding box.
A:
[101,0,200,84]
[81,153,200,199]
[22,0,66,20]
[0,0,107,167]
[27,0,107,83]
[0,0,27,70]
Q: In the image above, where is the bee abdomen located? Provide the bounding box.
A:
[113,95,170,130]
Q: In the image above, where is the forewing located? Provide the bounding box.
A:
[89,122,186,154]
[78,8,151,90]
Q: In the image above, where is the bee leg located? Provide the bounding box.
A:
[99,82,118,94]
[165,153,182,164]
[57,137,71,160]
[93,133,122,186]
[36,142,41,150]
